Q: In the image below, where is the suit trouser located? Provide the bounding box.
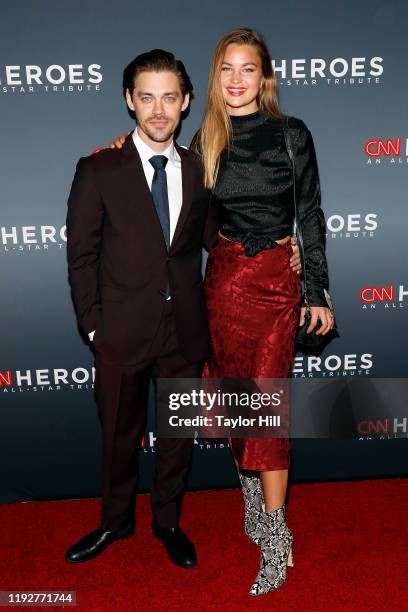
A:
[94,301,203,531]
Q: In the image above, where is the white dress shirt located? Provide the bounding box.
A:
[89,128,183,341]
[132,127,183,243]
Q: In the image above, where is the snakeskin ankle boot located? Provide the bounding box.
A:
[239,472,264,545]
[249,504,293,596]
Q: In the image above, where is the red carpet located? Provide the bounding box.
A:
[1,479,407,611]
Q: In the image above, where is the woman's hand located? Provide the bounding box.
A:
[299,306,334,335]
[290,237,302,274]
[109,134,127,149]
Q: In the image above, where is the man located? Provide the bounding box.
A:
[66,49,216,568]
[65,49,301,568]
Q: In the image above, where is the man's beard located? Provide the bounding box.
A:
[141,118,175,143]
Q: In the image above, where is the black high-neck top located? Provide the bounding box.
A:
[215,110,294,250]
[211,110,330,307]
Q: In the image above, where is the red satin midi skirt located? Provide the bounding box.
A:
[203,234,301,471]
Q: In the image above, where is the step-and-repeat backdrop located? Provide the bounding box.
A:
[1,0,407,503]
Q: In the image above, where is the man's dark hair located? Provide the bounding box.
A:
[122,49,193,98]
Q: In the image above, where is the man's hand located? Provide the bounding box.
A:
[109,134,127,149]
[299,306,334,334]
[290,237,302,274]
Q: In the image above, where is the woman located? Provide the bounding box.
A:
[194,28,334,596]
[109,29,334,596]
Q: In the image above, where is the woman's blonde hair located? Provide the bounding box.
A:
[195,28,283,188]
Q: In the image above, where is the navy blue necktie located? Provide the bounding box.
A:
[149,155,170,250]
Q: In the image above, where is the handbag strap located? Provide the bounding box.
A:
[282,116,309,306]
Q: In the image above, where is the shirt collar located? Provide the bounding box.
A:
[132,127,180,166]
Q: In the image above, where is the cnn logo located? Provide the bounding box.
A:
[365,138,407,157]
[0,371,12,387]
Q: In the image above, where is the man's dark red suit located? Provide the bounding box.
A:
[66,134,217,531]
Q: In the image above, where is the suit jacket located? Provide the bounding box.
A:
[66,134,218,366]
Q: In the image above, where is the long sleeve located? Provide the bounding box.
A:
[66,157,104,335]
[294,124,330,307]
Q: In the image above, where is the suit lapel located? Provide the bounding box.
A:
[118,135,194,252]
[119,134,168,251]
[171,143,194,250]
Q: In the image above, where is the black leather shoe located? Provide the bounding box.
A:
[65,522,135,563]
[152,522,197,568]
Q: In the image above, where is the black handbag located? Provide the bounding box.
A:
[282,116,338,349]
